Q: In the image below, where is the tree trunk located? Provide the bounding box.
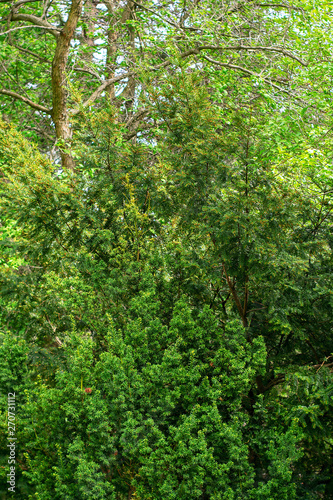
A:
[105,1,118,100]
[51,0,83,170]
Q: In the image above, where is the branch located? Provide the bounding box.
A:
[314,362,333,371]
[10,13,60,36]
[124,122,155,140]
[131,0,180,29]
[217,2,303,20]
[202,54,292,95]
[125,108,149,128]
[10,43,50,63]
[0,89,51,114]
[13,0,40,6]
[70,38,308,117]
[1,29,307,125]
[54,336,63,347]
[0,0,40,3]
[149,44,306,74]
[263,373,285,392]
[71,71,135,116]
[310,356,333,373]
[256,3,303,10]
[222,261,248,327]
[72,66,102,81]
[199,44,308,67]
[0,24,60,36]
[147,48,201,71]
[25,125,54,142]
[180,0,202,25]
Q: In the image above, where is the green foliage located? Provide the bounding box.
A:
[1,2,333,494]
[13,304,263,499]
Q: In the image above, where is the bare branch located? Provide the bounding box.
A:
[149,43,307,73]
[10,13,60,36]
[0,89,52,114]
[25,125,54,142]
[0,0,40,4]
[72,66,102,81]
[216,1,303,19]
[10,43,51,63]
[180,0,201,25]
[0,24,60,36]
[202,54,292,95]
[131,0,180,29]
[53,336,63,347]
[71,71,135,116]
[13,0,40,6]
[199,44,308,67]
[125,108,148,128]
[256,3,303,10]
[310,356,333,372]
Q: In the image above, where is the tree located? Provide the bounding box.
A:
[1,0,331,166]
[1,1,333,499]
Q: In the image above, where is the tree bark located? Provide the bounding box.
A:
[51,0,83,170]
[105,0,118,100]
